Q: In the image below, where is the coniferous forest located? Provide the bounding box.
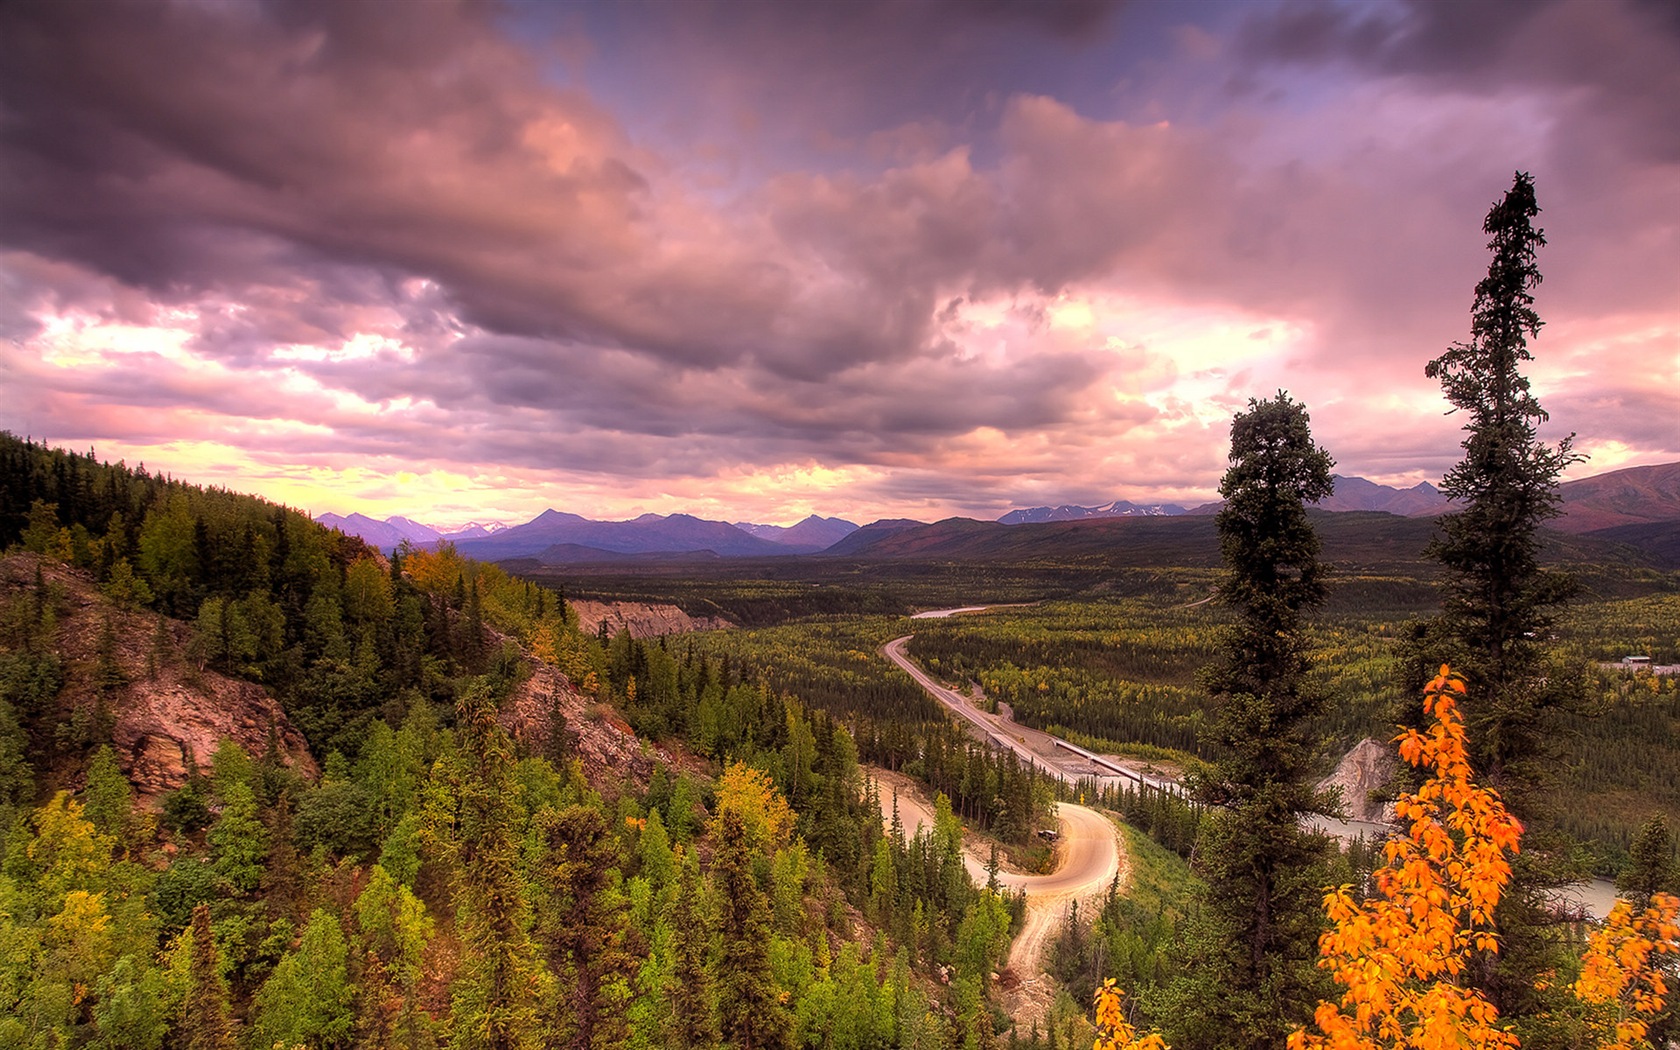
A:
[5,414,1680,1050]
[0,431,1044,1050]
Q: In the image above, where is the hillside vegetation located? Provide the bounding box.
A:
[0,434,1041,1049]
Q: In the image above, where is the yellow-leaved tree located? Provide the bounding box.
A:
[1093,666,1679,1050]
[1093,980,1169,1050]
[1290,665,1523,1050]
[1571,894,1680,1050]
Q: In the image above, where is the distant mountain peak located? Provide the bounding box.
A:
[1314,475,1453,516]
[733,515,860,549]
[998,500,1187,525]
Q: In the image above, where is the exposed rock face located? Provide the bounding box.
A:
[568,600,729,638]
[1319,737,1398,824]
[113,658,317,797]
[498,659,660,786]
[0,553,318,799]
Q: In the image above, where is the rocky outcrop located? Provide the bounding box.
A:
[1318,737,1398,824]
[498,660,660,785]
[568,600,730,638]
[114,661,318,797]
[0,553,318,799]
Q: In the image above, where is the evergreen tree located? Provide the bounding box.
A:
[1158,392,1334,1050]
[445,681,541,1050]
[669,848,719,1050]
[1416,171,1584,1029]
[1420,170,1580,805]
[1619,815,1679,910]
[180,903,234,1050]
[713,807,791,1050]
[535,804,638,1050]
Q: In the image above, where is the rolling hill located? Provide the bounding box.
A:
[1556,461,1680,532]
[824,509,1663,573]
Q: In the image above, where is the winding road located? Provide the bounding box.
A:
[887,605,1617,922]
[871,771,1123,1014]
[880,606,1137,1017]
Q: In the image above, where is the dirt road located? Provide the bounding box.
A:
[870,770,1125,1020]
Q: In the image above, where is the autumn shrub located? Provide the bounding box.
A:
[1093,665,1680,1050]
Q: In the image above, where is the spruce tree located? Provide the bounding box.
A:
[669,848,718,1050]
[1416,171,1583,1029]
[447,681,541,1050]
[1421,170,1580,803]
[535,804,638,1050]
[712,808,791,1050]
[181,903,234,1050]
[1157,392,1334,1050]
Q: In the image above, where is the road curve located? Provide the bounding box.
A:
[873,778,1123,984]
[996,804,1122,981]
[877,613,1129,999]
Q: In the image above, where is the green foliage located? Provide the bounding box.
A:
[713,807,792,1050]
[667,848,719,1050]
[81,745,132,843]
[251,907,355,1050]
[535,804,639,1050]
[152,857,220,935]
[207,781,267,896]
[91,953,176,1050]
[443,681,542,1050]
[295,778,379,860]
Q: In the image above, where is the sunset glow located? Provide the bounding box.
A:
[3,0,1676,526]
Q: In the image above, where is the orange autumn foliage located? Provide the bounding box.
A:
[1572,893,1680,1050]
[1291,666,1522,1050]
[1091,665,1678,1050]
[1093,981,1170,1050]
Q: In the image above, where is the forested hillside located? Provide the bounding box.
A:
[0,434,1035,1049]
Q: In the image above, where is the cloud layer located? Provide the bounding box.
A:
[2,0,1676,526]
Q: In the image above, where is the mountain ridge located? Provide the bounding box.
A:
[314,461,1680,561]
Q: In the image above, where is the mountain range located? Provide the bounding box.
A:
[313,512,507,550]
[998,500,1190,524]
[314,461,1680,567]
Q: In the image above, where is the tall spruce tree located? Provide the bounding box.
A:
[1156,392,1334,1050]
[535,804,638,1050]
[181,903,235,1050]
[446,681,541,1050]
[1415,171,1583,1030]
[668,848,718,1050]
[712,807,791,1050]
[1421,170,1579,802]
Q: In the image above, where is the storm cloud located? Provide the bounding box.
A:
[2,0,1675,525]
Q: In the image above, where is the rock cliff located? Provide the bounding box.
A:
[1318,736,1398,824]
[568,599,730,638]
[0,553,318,799]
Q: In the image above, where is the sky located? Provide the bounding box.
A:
[2,0,1677,529]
